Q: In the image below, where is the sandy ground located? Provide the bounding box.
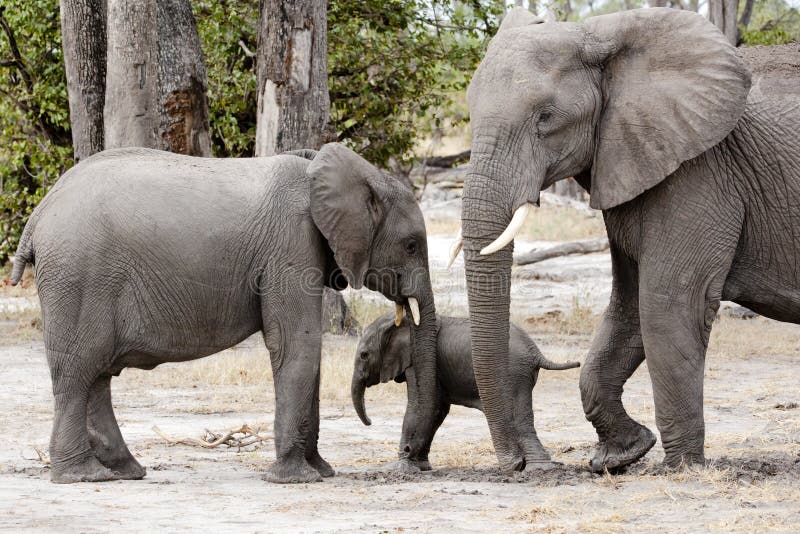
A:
[2,220,799,532]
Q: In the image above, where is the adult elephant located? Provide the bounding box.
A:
[461,7,800,472]
[10,143,438,483]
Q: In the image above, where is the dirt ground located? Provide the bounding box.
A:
[2,208,799,532]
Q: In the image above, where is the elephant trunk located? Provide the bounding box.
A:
[402,286,438,457]
[351,373,371,426]
[537,355,581,371]
[462,153,537,471]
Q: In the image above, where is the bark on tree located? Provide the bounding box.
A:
[254,0,330,156]
[156,0,211,156]
[59,0,106,162]
[709,0,740,46]
[739,0,755,29]
[104,0,210,155]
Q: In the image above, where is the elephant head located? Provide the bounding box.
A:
[307,143,437,453]
[351,312,412,426]
[462,8,750,468]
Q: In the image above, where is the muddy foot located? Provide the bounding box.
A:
[307,452,335,478]
[524,460,562,472]
[411,459,433,472]
[590,424,656,473]
[51,456,115,484]
[394,459,422,474]
[663,452,705,469]
[108,457,146,480]
[264,457,323,484]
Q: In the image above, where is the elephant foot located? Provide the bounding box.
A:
[264,456,323,484]
[524,460,562,472]
[590,423,656,473]
[306,452,335,478]
[394,458,422,474]
[663,451,705,470]
[411,459,433,472]
[51,456,115,484]
[106,457,146,480]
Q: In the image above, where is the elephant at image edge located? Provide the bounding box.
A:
[10,143,438,483]
[461,7,800,471]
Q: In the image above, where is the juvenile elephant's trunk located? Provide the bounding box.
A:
[351,375,371,426]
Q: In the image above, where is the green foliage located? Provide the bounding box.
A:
[740,0,799,45]
[0,0,72,262]
[328,1,502,166]
[193,0,258,158]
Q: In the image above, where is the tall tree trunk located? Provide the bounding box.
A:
[104,0,210,155]
[739,0,754,29]
[156,0,211,156]
[59,0,106,162]
[104,0,159,149]
[708,0,739,46]
[254,0,330,156]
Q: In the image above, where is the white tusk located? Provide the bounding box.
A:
[395,303,404,327]
[480,203,533,255]
[447,228,463,269]
[407,297,420,326]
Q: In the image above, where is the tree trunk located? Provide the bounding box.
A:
[59,0,106,162]
[254,0,330,156]
[104,0,159,149]
[708,0,739,46]
[104,0,210,155]
[514,237,609,266]
[156,0,211,156]
[739,0,754,29]
[648,0,668,6]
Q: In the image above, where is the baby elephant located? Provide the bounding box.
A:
[351,312,579,472]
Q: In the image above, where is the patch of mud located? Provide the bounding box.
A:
[341,463,593,486]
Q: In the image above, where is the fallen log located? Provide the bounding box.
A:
[514,237,609,266]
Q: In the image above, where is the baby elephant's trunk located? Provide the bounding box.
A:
[351,375,372,426]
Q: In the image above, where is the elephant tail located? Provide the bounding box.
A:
[10,216,35,286]
[530,344,580,371]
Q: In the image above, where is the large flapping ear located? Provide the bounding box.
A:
[584,8,751,210]
[308,143,381,289]
[379,323,412,384]
[499,6,544,32]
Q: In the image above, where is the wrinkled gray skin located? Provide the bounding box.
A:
[10,143,439,484]
[351,313,579,472]
[463,7,800,472]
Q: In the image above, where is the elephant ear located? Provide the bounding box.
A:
[308,143,381,289]
[584,8,751,210]
[379,323,412,384]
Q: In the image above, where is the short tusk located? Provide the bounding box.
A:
[447,228,463,269]
[480,203,533,255]
[407,297,420,326]
[395,303,404,327]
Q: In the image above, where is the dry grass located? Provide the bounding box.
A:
[709,315,800,359]
[520,293,601,337]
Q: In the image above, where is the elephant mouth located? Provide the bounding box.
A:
[394,297,420,326]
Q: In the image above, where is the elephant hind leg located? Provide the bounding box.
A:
[304,368,334,478]
[512,382,558,471]
[580,245,655,473]
[48,351,114,484]
[87,375,145,480]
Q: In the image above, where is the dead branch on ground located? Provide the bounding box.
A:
[152,424,271,449]
[514,237,609,266]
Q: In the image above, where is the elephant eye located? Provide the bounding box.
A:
[405,240,418,256]
[539,111,552,123]
[359,351,369,360]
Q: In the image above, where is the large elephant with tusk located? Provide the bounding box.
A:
[10,143,438,483]
[459,7,800,472]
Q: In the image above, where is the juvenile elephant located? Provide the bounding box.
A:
[459,7,800,472]
[10,143,439,484]
[351,313,579,471]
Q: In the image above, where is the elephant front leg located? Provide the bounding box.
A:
[580,246,655,473]
[262,317,324,484]
[396,374,447,472]
[304,368,334,478]
[87,375,145,480]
